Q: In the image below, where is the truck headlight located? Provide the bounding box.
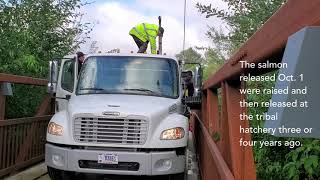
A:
[48,122,63,136]
[160,127,185,140]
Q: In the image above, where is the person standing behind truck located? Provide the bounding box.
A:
[183,71,194,97]
[129,23,164,54]
[76,51,85,74]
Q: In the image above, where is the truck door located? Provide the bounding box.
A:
[55,58,77,112]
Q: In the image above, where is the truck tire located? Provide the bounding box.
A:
[47,166,75,180]
[170,173,185,180]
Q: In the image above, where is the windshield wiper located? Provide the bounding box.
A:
[124,88,159,94]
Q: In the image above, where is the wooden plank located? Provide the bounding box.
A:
[1,127,7,169]
[220,82,232,169]
[0,95,5,120]
[10,126,16,167]
[240,81,256,180]
[204,90,220,180]
[15,125,20,168]
[0,116,51,126]
[207,89,219,137]
[0,126,3,169]
[204,0,320,89]
[0,73,48,86]
[6,126,11,168]
[201,132,220,180]
[201,91,208,128]
[225,82,256,180]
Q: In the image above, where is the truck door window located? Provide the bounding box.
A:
[61,60,75,92]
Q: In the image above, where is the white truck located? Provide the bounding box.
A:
[45,53,202,179]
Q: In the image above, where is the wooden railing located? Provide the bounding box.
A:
[192,0,320,179]
[0,73,53,177]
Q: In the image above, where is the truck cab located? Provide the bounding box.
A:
[45,53,195,179]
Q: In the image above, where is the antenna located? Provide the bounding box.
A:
[158,16,163,55]
[182,0,187,63]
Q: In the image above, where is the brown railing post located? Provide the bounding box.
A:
[201,90,208,127]
[240,80,256,180]
[0,94,5,120]
[220,82,232,167]
[207,88,219,136]
[0,123,3,169]
[206,88,221,179]
[223,81,256,180]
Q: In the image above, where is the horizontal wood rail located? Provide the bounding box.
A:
[0,73,48,86]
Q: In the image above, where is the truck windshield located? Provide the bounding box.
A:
[76,56,179,98]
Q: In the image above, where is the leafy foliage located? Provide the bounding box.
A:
[176,47,203,64]
[284,140,320,179]
[0,0,91,118]
[202,48,224,79]
[196,0,286,54]
[176,47,224,80]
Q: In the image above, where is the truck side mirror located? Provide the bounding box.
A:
[47,60,58,94]
[194,66,203,97]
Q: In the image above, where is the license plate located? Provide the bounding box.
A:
[98,153,118,164]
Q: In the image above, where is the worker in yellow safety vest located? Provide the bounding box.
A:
[129,23,164,54]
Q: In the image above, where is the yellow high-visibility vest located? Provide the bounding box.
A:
[129,23,159,54]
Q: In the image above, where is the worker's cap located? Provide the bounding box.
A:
[76,51,85,58]
[158,27,164,34]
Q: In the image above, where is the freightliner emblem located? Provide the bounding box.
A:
[103,111,120,116]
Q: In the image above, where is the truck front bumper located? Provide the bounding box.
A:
[45,143,185,176]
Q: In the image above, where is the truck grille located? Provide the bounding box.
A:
[74,117,148,145]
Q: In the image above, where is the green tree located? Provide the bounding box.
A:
[196,0,286,54]
[176,47,204,64]
[176,47,224,80]
[0,0,92,118]
[0,0,91,77]
[202,48,224,80]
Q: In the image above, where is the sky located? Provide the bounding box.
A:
[80,0,228,56]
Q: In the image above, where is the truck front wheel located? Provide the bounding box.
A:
[47,166,75,180]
